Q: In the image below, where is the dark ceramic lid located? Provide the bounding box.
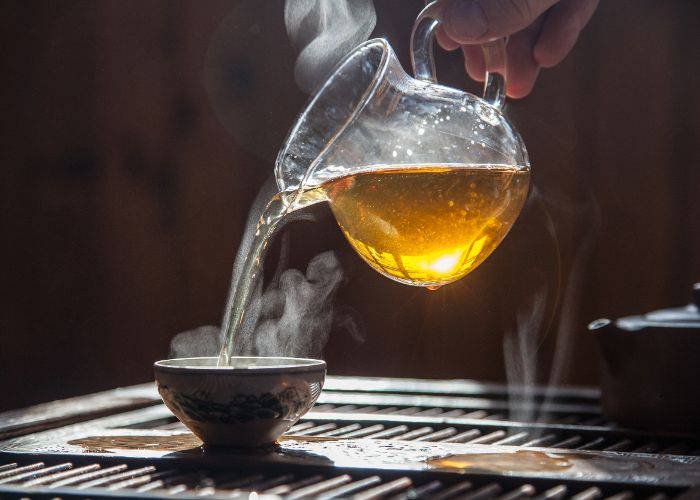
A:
[615,283,700,331]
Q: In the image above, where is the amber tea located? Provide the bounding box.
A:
[320,164,530,287]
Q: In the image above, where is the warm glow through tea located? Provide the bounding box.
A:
[320,165,530,287]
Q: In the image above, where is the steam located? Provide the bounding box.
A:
[503,186,559,423]
[544,196,600,398]
[170,249,360,360]
[503,184,600,423]
[285,0,376,93]
[170,249,359,360]
[170,325,220,359]
[503,288,547,423]
[170,252,358,360]
[186,0,376,360]
[237,251,361,358]
[170,177,362,360]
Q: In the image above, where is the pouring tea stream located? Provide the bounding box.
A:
[218,3,530,366]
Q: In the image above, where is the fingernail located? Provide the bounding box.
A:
[446,1,489,42]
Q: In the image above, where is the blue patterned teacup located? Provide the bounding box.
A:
[154,357,326,447]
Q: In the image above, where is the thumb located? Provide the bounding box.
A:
[440,0,558,43]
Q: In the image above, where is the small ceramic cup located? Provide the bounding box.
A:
[154,356,326,447]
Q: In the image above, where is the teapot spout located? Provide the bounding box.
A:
[588,318,624,370]
[588,318,612,332]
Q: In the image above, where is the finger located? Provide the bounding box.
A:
[462,44,486,82]
[442,0,559,44]
[534,0,599,68]
[436,26,461,51]
[505,14,546,98]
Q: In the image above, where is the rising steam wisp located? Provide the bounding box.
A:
[285,0,376,94]
[503,183,600,424]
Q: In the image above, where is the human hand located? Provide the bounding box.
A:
[435,0,599,98]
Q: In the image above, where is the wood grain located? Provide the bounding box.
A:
[1,0,698,410]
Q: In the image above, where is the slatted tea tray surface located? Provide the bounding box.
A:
[1,376,698,499]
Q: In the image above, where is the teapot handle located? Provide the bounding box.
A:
[410,0,507,110]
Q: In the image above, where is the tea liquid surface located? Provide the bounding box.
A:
[320,165,529,287]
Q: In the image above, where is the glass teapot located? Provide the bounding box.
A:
[275,1,530,288]
[218,3,532,365]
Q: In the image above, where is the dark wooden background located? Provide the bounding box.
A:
[1,1,698,411]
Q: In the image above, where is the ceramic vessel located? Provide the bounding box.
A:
[589,284,700,432]
[154,357,326,447]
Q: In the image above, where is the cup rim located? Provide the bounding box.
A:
[154,356,327,374]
